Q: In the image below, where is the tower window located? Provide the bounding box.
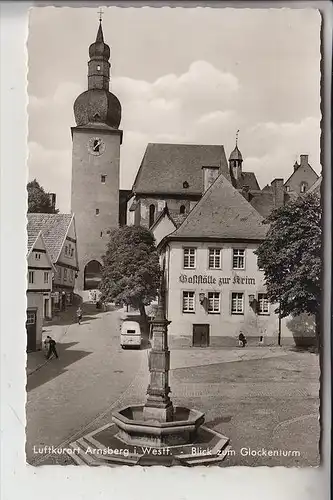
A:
[97,65,101,71]
[96,208,100,215]
[100,231,103,237]
[101,175,106,183]
[180,205,186,215]
[183,181,189,189]
[149,204,156,227]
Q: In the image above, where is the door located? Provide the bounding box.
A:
[26,310,37,352]
[193,324,210,347]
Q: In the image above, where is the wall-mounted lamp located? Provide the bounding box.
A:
[199,292,206,304]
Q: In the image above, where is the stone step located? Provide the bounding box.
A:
[67,443,87,466]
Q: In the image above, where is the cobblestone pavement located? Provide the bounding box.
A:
[26,309,320,467]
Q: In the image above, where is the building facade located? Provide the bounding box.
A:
[27,230,54,352]
[71,20,123,295]
[27,214,79,313]
[284,154,319,195]
[129,143,230,228]
[159,172,293,347]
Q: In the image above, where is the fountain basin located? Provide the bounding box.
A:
[112,405,205,447]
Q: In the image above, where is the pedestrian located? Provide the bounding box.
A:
[238,332,247,348]
[76,306,83,324]
[45,335,58,359]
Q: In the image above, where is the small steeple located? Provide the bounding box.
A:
[229,130,243,181]
[96,8,104,42]
[87,12,111,91]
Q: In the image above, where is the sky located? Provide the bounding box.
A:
[27,6,321,213]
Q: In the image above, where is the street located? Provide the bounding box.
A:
[26,305,320,467]
[26,305,149,465]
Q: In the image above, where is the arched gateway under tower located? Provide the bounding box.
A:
[71,19,123,296]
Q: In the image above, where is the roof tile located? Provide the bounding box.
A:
[27,213,73,262]
[168,173,267,241]
[133,143,230,195]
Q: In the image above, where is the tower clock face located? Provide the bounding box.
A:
[87,137,106,156]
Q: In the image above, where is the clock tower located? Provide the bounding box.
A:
[71,19,122,294]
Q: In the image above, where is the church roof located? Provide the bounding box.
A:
[165,173,267,242]
[27,213,74,263]
[132,143,230,195]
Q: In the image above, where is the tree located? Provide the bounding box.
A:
[255,192,322,346]
[99,225,161,327]
[27,179,58,213]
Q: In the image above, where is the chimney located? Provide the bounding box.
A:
[202,166,219,193]
[49,193,56,210]
[300,154,309,167]
[271,178,284,208]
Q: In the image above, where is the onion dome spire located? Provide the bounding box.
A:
[73,14,122,130]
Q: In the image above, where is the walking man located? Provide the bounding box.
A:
[76,306,83,325]
[45,335,58,359]
[238,331,247,348]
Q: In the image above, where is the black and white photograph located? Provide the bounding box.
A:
[25,4,322,468]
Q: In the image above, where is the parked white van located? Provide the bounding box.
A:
[120,320,142,349]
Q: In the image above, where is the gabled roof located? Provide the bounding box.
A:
[27,226,41,256]
[150,205,176,232]
[165,173,267,242]
[27,213,74,263]
[307,175,322,194]
[132,143,230,195]
[233,171,260,191]
[26,228,55,271]
[284,159,319,186]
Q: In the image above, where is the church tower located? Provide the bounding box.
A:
[229,130,243,182]
[71,19,122,294]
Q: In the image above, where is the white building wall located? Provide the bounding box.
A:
[165,240,293,347]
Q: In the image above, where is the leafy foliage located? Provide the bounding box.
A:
[255,192,321,319]
[99,225,161,313]
[27,179,58,213]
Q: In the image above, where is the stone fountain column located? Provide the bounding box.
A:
[143,280,174,422]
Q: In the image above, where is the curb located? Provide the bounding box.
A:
[27,322,72,377]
